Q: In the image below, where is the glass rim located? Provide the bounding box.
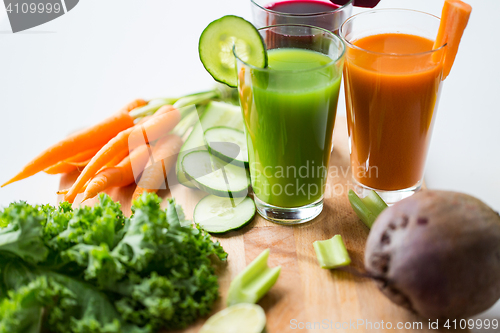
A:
[339,8,447,57]
[233,24,345,73]
[251,0,353,17]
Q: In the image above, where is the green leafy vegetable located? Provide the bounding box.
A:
[0,202,48,263]
[313,235,351,269]
[226,249,281,306]
[0,193,226,333]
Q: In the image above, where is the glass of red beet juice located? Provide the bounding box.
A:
[251,0,353,34]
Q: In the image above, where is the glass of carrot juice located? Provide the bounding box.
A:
[340,9,447,204]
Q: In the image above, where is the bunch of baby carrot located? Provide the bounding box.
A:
[1,86,237,204]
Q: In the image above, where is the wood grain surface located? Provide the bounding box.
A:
[59,116,466,333]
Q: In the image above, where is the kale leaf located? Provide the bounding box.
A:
[0,193,226,333]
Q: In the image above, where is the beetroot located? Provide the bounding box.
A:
[365,190,500,320]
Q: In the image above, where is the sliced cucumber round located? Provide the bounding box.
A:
[176,101,245,189]
[199,303,266,333]
[199,15,267,88]
[194,195,256,234]
[182,150,250,197]
[205,126,248,167]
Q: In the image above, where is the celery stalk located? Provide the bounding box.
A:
[227,249,281,306]
[348,190,377,228]
[129,98,178,118]
[313,235,351,269]
[361,190,388,218]
[173,90,218,109]
[171,110,198,138]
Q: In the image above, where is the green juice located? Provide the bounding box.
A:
[240,48,342,208]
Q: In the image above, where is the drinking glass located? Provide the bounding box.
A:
[340,9,447,204]
[251,0,353,33]
[235,25,345,224]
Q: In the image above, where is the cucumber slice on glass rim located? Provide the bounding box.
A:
[199,15,267,87]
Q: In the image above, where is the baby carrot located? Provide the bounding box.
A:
[65,107,181,203]
[434,0,472,79]
[132,134,183,202]
[82,144,151,201]
[2,99,146,187]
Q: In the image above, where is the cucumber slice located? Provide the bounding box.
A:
[176,101,244,188]
[205,126,248,167]
[199,303,266,333]
[199,15,267,87]
[182,151,249,197]
[194,195,256,234]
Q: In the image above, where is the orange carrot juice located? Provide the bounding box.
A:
[343,33,445,191]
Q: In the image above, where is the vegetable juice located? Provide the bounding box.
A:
[240,48,342,207]
[344,33,444,190]
[265,0,341,14]
[262,0,344,48]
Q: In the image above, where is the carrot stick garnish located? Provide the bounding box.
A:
[81,144,151,202]
[2,99,146,187]
[64,106,181,203]
[132,134,183,202]
[434,0,472,80]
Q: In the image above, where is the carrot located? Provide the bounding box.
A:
[105,149,129,168]
[433,0,472,80]
[50,105,174,174]
[65,158,93,167]
[44,147,101,174]
[64,107,181,203]
[57,185,87,196]
[82,144,151,201]
[132,134,183,202]
[2,99,146,187]
[45,163,78,175]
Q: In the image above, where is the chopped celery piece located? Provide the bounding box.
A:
[227,249,281,306]
[348,190,377,228]
[313,235,351,269]
[199,303,266,333]
[348,189,388,228]
[361,190,388,218]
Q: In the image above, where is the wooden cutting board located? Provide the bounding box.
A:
[59,116,466,333]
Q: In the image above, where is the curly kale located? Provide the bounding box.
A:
[0,193,227,333]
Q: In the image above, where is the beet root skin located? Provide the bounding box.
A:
[365,190,500,320]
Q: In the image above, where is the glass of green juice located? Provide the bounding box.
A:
[235,24,345,224]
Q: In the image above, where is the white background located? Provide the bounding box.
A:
[0,0,499,329]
